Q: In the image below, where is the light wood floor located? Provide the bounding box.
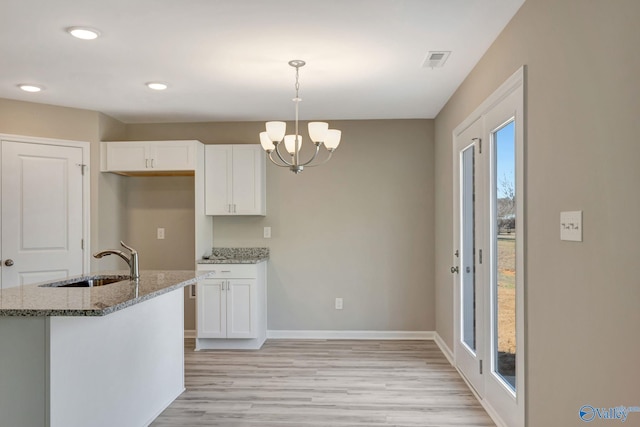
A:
[151,339,494,427]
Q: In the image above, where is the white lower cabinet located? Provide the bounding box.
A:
[199,277,257,339]
[196,263,267,350]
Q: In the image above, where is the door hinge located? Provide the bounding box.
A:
[479,359,483,374]
[77,163,87,175]
[479,249,483,264]
[81,239,84,250]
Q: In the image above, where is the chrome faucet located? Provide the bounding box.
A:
[93,241,140,280]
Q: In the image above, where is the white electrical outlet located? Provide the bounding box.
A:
[263,227,271,238]
[560,211,582,242]
[157,227,165,240]
[335,298,343,310]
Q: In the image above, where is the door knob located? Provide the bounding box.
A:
[450,266,459,274]
[4,259,14,267]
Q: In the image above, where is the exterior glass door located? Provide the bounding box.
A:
[453,118,485,395]
[453,67,525,427]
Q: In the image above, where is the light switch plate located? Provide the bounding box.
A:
[560,211,582,242]
[263,227,271,239]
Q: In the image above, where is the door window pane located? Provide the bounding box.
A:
[493,120,516,390]
[461,145,476,352]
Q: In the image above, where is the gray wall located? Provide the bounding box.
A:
[121,176,196,329]
[125,119,435,332]
[434,0,640,425]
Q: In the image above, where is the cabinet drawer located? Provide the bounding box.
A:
[197,264,258,278]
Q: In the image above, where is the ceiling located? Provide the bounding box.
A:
[0,0,525,123]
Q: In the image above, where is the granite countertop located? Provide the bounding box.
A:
[0,270,212,317]
[198,247,269,264]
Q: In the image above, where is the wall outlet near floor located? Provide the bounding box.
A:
[335,297,343,310]
[157,227,165,239]
[263,226,271,239]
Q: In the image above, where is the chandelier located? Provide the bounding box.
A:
[259,60,341,174]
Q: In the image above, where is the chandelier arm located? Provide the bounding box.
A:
[306,149,334,167]
[273,142,295,166]
[298,143,322,167]
[267,150,292,167]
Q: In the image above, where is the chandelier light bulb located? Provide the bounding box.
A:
[324,130,342,150]
[308,122,329,143]
[266,121,286,142]
[259,132,275,152]
[284,135,303,155]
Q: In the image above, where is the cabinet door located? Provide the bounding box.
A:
[226,279,257,339]
[197,279,227,338]
[204,145,233,215]
[232,145,265,215]
[153,141,196,170]
[104,142,149,171]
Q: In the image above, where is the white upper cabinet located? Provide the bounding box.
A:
[101,140,198,173]
[204,144,266,216]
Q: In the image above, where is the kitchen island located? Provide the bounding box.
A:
[0,270,211,427]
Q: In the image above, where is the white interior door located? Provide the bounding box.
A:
[452,67,525,427]
[1,139,86,288]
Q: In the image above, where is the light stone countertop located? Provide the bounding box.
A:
[0,270,212,317]
[198,247,269,264]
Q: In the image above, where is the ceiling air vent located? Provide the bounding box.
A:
[422,51,451,68]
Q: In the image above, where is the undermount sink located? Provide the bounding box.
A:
[40,275,130,288]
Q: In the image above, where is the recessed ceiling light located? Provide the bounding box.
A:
[66,26,101,40]
[18,84,44,93]
[146,82,168,91]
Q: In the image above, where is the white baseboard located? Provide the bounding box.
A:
[434,332,454,365]
[184,329,196,339]
[195,336,266,351]
[267,330,434,340]
[144,387,185,427]
[456,368,509,427]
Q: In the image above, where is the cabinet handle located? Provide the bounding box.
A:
[145,159,149,168]
[221,270,231,273]
[233,204,237,213]
[151,158,155,168]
